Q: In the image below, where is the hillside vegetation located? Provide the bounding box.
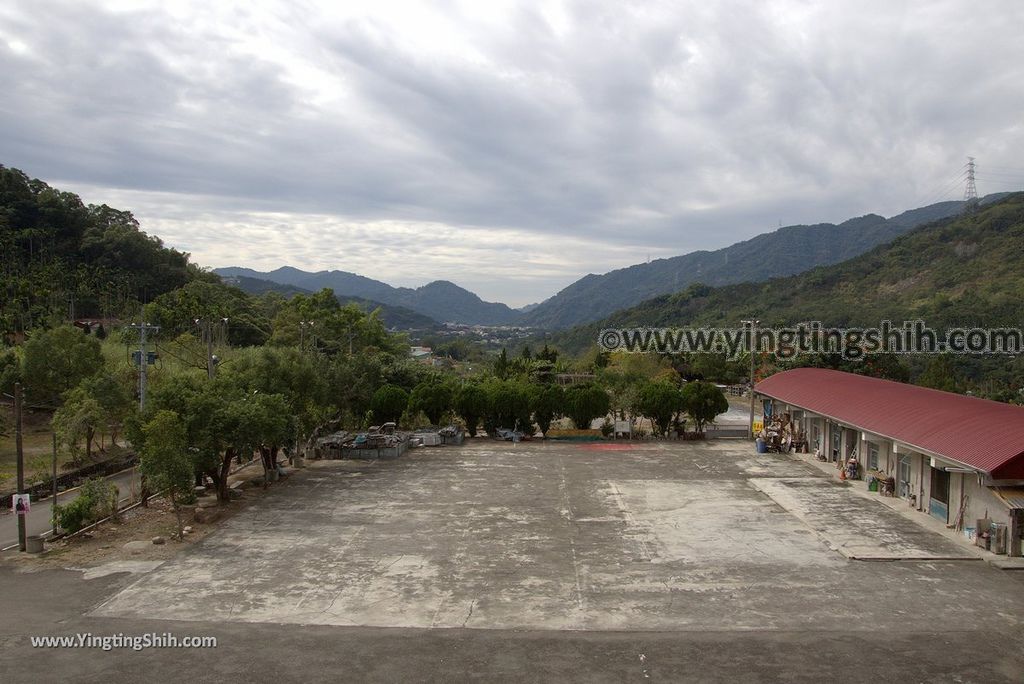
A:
[553,193,1024,353]
[521,198,1007,330]
[215,266,520,326]
[223,275,440,330]
[1,165,200,331]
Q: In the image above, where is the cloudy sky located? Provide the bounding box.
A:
[2,0,1023,306]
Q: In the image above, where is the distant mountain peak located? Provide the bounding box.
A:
[212,267,520,326]
[520,197,991,330]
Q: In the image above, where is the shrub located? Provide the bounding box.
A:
[564,384,610,430]
[370,384,409,425]
[53,478,119,533]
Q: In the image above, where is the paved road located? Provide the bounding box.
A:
[0,467,140,549]
[2,441,1023,682]
[3,564,1023,684]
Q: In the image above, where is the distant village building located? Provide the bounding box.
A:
[756,368,1024,557]
[72,318,110,334]
[409,346,433,363]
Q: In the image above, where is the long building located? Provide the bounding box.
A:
[755,367,1024,557]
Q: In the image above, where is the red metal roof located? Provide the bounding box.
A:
[755,368,1024,480]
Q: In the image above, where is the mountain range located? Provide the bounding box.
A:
[214,267,521,326]
[517,198,1004,329]
[217,195,1007,330]
[220,275,440,330]
[550,192,1024,354]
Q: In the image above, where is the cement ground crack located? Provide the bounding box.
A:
[462,599,476,627]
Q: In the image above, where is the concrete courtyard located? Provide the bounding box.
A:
[4,440,1024,682]
[97,441,1015,631]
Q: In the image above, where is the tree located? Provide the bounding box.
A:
[326,351,388,424]
[493,348,510,380]
[532,384,564,437]
[145,279,269,347]
[564,384,610,430]
[78,371,134,445]
[455,383,487,436]
[268,289,405,357]
[409,380,454,426]
[143,375,290,501]
[139,410,193,538]
[681,381,729,434]
[917,356,959,392]
[637,381,683,436]
[229,392,292,484]
[484,379,533,435]
[228,346,330,445]
[52,387,105,463]
[21,325,103,404]
[537,344,559,363]
[371,384,409,425]
[0,348,21,397]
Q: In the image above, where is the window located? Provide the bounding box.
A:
[867,442,879,471]
[831,426,841,461]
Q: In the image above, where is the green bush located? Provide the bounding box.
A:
[53,478,119,533]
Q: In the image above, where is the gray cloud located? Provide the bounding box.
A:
[2,0,1023,306]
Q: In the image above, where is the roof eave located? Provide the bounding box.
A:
[755,389,995,476]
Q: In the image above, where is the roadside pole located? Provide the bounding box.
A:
[52,431,58,530]
[15,382,26,551]
[128,320,160,411]
[744,320,760,439]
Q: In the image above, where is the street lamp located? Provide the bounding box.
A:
[742,319,760,439]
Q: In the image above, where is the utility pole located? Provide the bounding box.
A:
[15,382,26,551]
[206,321,214,379]
[196,318,227,377]
[52,431,58,531]
[128,321,160,411]
[743,320,760,439]
[964,157,979,211]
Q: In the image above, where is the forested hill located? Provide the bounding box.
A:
[521,196,1008,330]
[551,193,1024,354]
[0,165,201,331]
[215,267,521,326]
[222,275,441,330]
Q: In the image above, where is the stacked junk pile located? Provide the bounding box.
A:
[755,413,807,454]
[412,425,465,447]
[317,422,409,460]
[314,423,464,460]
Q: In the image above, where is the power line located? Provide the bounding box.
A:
[982,164,1024,172]
[915,168,969,208]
